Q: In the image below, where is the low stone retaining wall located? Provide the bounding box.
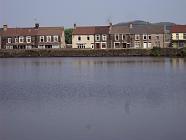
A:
[0,48,185,58]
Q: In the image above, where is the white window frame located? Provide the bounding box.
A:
[95,35,100,41]
[115,34,119,41]
[53,36,59,42]
[156,35,160,40]
[114,42,120,48]
[135,34,140,40]
[19,36,24,43]
[148,35,152,40]
[122,34,126,40]
[26,36,31,43]
[8,38,12,43]
[40,36,45,42]
[101,42,107,49]
[15,38,18,43]
[176,34,179,40]
[183,33,186,40]
[135,41,140,48]
[46,36,52,42]
[102,35,107,41]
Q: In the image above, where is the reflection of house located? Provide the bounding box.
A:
[110,24,165,49]
[0,24,65,49]
[171,25,186,48]
[72,24,110,49]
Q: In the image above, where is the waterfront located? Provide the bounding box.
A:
[0,57,186,140]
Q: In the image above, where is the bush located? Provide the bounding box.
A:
[150,47,161,56]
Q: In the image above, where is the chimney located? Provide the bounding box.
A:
[74,23,77,29]
[109,22,113,32]
[3,25,8,31]
[35,23,39,29]
[129,23,133,29]
[109,22,112,27]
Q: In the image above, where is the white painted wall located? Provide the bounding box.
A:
[52,45,60,49]
[72,35,94,49]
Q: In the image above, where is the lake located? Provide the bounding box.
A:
[0,57,186,140]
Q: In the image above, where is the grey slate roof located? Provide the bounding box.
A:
[110,25,164,34]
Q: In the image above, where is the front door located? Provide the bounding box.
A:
[96,43,100,49]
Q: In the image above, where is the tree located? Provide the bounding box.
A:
[65,28,73,44]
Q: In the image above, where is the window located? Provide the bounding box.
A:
[135,35,140,40]
[115,34,119,41]
[95,35,100,41]
[148,35,151,40]
[143,34,147,40]
[135,41,140,48]
[8,38,12,43]
[184,33,186,39]
[53,36,58,42]
[77,44,85,49]
[26,36,31,43]
[40,36,44,42]
[15,38,18,43]
[122,34,126,40]
[102,43,107,49]
[176,34,179,40]
[19,36,24,43]
[87,36,90,40]
[78,36,81,41]
[114,42,120,48]
[47,36,51,42]
[156,35,160,40]
[102,35,107,41]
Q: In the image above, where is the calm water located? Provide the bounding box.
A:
[0,57,186,140]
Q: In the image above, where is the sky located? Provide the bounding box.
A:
[0,0,186,28]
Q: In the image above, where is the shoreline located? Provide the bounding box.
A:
[0,48,185,58]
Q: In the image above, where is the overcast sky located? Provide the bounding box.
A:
[0,0,186,28]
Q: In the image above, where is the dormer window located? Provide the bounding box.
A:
[8,38,12,43]
[95,35,100,41]
[115,34,119,41]
[19,36,24,43]
[53,36,58,42]
[26,36,31,43]
[40,36,45,42]
[47,36,51,42]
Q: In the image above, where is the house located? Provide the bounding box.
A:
[110,24,166,49]
[72,24,110,49]
[109,25,132,48]
[171,25,186,48]
[130,25,165,48]
[0,24,65,49]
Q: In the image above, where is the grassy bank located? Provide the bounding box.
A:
[0,48,185,58]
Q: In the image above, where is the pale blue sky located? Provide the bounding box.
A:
[0,0,186,28]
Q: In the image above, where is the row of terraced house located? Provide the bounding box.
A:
[0,23,186,49]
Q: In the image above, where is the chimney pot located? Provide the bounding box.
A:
[3,25,8,31]
[74,23,77,29]
[35,23,39,29]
